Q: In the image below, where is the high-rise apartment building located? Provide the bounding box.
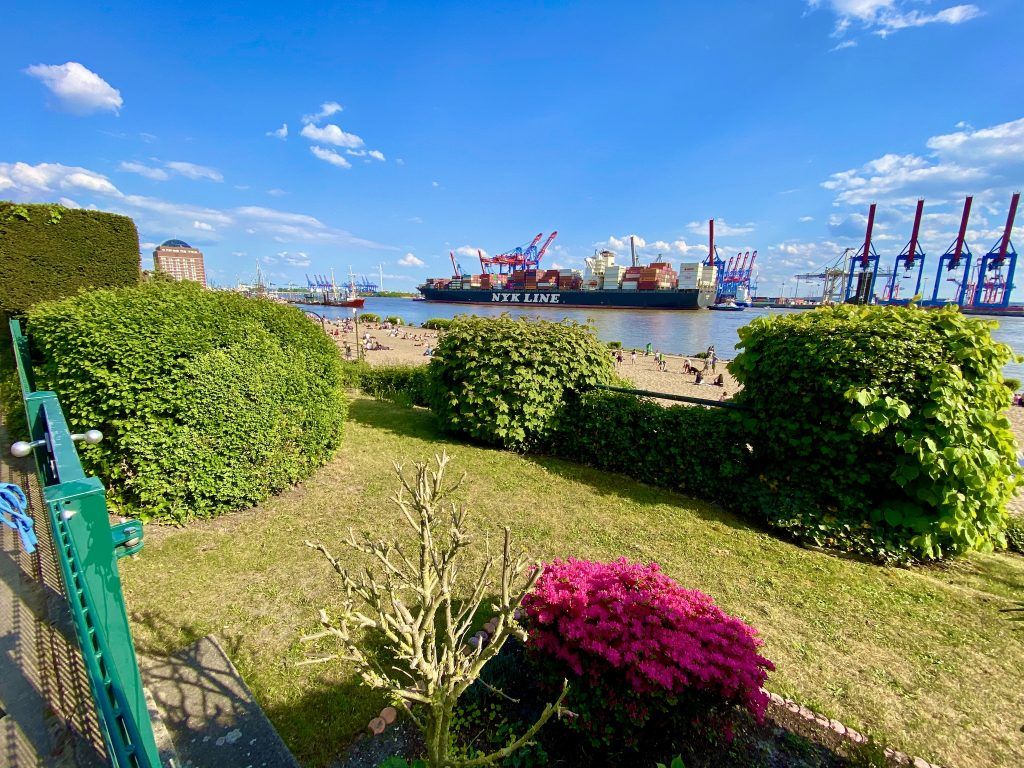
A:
[153,239,207,287]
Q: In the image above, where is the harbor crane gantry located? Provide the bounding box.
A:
[881,198,927,304]
[971,192,1020,310]
[844,203,881,304]
[925,196,974,307]
[478,232,559,274]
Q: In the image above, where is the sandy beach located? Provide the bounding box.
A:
[322,318,741,400]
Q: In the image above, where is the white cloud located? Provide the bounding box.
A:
[302,101,343,124]
[119,161,169,181]
[395,158,405,166]
[799,215,815,222]
[432,181,440,188]
[0,161,121,196]
[807,1,982,39]
[24,61,123,115]
[830,40,858,51]
[267,123,288,139]
[408,216,424,224]
[399,253,425,267]
[686,219,754,237]
[455,245,487,259]
[926,118,1024,164]
[165,161,223,182]
[193,220,214,231]
[276,251,311,267]
[266,188,287,197]
[596,234,707,259]
[367,150,385,162]
[309,145,352,169]
[300,123,364,148]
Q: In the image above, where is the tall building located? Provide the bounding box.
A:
[153,239,207,287]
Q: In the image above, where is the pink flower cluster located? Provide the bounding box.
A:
[523,558,775,719]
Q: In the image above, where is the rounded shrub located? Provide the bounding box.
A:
[523,558,773,751]
[426,315,614,450]
[384,315,404,326]
[27,281,347,522]
[422,318,454,331]
[730,304,1019,560]
[359,312,381,323]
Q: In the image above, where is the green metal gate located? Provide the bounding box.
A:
[8,318,161,768]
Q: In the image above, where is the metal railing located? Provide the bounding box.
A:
[8,318,161,768]
[591,383,747,409]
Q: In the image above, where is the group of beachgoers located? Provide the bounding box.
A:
[611,343,725,387]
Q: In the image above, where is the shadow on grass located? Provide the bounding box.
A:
[346,398,763,539]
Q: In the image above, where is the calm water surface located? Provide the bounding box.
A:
[300,299,1024,380]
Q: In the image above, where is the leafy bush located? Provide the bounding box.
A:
[1006,516,1024,554]
[360,312,381,322]
[422,317,455,331]
[606,340,623,349]
[547,391,749,503]
[27,281,347,522]
[730,304,1019,560]
[1004,377,1020,391]
[359,365,430,407]
[523,558,773,750]
[426,316,614,450]
[384,315,404,326]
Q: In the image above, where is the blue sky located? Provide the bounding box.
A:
[2,0,1022,294]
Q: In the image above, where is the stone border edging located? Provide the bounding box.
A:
[763,690,942,768]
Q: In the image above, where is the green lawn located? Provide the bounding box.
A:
[121,397,1024,768]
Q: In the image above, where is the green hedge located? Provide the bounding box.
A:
[27,281,347,523]
[384,315,404,326]
[360,313,381,323]
[422,318,454,331]
[359,365,430,407]
[1007,516,1024,555]
[1,203,140,320]
[730,304,1019,561]
[427,316,614,450]
[548,391,749,503]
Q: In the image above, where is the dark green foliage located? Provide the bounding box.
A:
[730,304,1019,560]
[426,316,614,451]
[360,365,431,407]
[1006,516,1024,554]
[360,313,381,322]
[606,340,623,349]
[422,318,454,331]
[385,315,404,326]
[338,359,371,388]
[0,202,140,320]
[27,281,347,522]
[1004,377,1020,391]
[548,391,749,504]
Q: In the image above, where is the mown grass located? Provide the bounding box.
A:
[121,398,1024,768]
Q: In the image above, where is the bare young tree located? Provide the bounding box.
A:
[303,452,567,767]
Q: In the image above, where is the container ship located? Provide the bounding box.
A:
[418,233,718,310]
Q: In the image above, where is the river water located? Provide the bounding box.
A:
[300,299,1024,380]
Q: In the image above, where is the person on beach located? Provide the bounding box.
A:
[695,370,703,384]
[710,352,718,372]
[713,373,724,386]
[682,359,691,374]
[616,351,624,367]
[645,342,652,356]
[630,350,637,365]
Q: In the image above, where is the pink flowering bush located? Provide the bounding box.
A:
[523,557,774,738]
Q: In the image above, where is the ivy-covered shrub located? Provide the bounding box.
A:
[27,281,347,522]
[426,316,614,450]
[360,312,381,323]
[359,365,430,407]
[523,558,773,750]
[422,318,454,331]
[547,390,749,504]
[730,304,1019,560]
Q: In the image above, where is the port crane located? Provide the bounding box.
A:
[880,199,926,304]
[971,192,1019,309]
[478,232,559,274]
[924,196,974,306]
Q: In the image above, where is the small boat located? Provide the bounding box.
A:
[708,300,744,311]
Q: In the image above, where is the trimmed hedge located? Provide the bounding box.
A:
[1,202,140,320]
[359,365,430,407]
[548,391,748,504]
[730,304,1019,561]
[427,316,614,450]
[27,281,347,522]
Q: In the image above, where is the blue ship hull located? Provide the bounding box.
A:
[418,287,713,310]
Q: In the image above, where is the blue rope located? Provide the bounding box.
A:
[0,483,37,554]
